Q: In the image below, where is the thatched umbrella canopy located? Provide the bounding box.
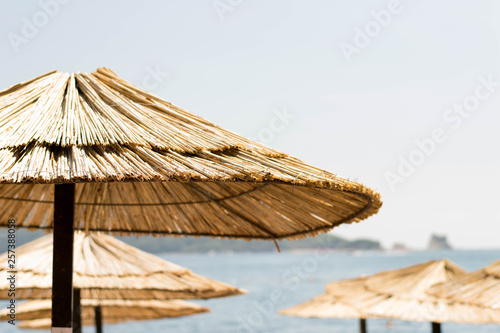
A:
[428,259,500,310]
[0,68,381,240]
[281,293,363,319]
[281,278,371,333]
[282,260,500,333]
[0,68,381,330]
[343,260,500,332]
[0,298,209,328]
[0,231,243,300]
[281,277,367,318]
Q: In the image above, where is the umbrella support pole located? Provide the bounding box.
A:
[51,183,75,333]
[431,322,441,333]
[95,305,103,333]
[73,288,82,333]
[359,318,367,333]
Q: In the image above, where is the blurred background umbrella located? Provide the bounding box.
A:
[340,260,500,333]
[280,278,369,333]
[0,298,209,331]
[428,259,500,311]
[282,260,500,333]
[0,231,244,300]
[0,231,243,332]
[0,68,381,330]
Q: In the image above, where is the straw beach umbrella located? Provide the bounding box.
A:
[0,231,241,332]
[0,68,381,331]
[0,231,243,300]
[0,298,210,331]
[282,260,500,333]
[281,278,371,333]
[343,260,500,332]
[428,259,500,310]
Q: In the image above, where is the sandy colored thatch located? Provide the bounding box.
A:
[0,231,243,300]
[428,259,500,310]
[282,260,500,325]
[0,68,381,241]
[338,260,500,324]
[280,293,363,319]
[0,298,209,328]
[281,277,368,318]
[343,259,464,300]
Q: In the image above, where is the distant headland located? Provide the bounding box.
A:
[3,229,456,253]
[427,234,453,250]
[117,233,383,253]
[5,229,381,254]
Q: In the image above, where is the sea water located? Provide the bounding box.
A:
[2,249,500,333]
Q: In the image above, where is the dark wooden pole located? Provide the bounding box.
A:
[359,318,367,333]
[52,183,75,333]
[431,322,441,333]
[95,305,103,333]
[72,288,81,333]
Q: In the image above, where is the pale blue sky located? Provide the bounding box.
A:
[1,0,499,248]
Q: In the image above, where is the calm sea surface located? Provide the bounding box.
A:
[2,249,500,333]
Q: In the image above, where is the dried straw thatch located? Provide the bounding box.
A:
[280,293,363,319]
[0,299,209,328]
[0,231,243,300]
[0,68,381,240]
[282,260,500,325]
[428,259,500,310]
[336,260,500,324]
[281,278,368,319]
